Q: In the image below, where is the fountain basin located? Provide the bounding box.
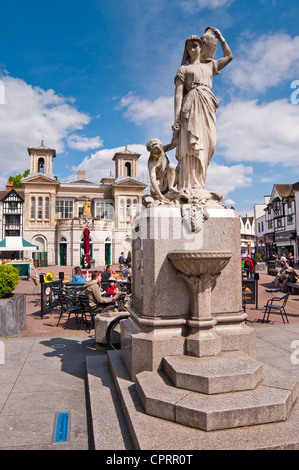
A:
[168,251,232,277]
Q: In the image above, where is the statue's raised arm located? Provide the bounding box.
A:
[206,27,233,71]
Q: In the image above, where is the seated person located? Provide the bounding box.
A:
[71,266,86,286]
[122,263,132,282]
[84,271,117,312]
[107,279,119,295]
[101,265,113,283]
[275,262,298,292]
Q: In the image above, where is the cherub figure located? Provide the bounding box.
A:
[146,138,178,201]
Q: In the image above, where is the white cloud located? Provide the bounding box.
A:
[117,92,173,139]
[180,0,235,12]
[217,99,299,167]
[228,33,299,93]
[67,135,103,151]
[224,198,236,207]
[0,74,93,178]
[70,144,149,184]
[206,162,253,196]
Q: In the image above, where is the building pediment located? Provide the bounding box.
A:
[22,173,59,185]
[111,177,147,189]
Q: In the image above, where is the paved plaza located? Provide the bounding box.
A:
[0,266,299,450]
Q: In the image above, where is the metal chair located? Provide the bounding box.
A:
[78,294,103,332]
[262,293,290,324]
[56,291,84,328]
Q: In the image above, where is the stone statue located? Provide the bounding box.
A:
[147,139,178,201]
[145,27,232,209]
[83,198,91,216]
[172,27,233,199]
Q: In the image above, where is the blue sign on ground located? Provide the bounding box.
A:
[52,412,70,444]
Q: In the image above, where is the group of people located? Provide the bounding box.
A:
[274,261,298,292]
[70,266,118,312]
[118,252,132,281]
[275,251,295,268]
[70,258,132,312]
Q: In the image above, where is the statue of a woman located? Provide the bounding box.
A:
[172,27,233,195]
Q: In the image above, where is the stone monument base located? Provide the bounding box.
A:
[107,350,299,450]
[121,309,255,381]
[121,206,256,380]
[117,206,299,438]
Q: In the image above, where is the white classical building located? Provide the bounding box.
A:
[21,141,147,267]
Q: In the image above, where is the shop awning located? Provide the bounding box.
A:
[0,236,38,251]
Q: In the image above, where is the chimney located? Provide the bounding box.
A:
[6,181,14,190]
[77,171,86,180]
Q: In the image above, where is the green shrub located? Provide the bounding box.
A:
[0,265,19,298]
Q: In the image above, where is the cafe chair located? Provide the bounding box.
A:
[31,277,41,295]
[78,294,104,332]
[262,293,290,324]
[56,291,84,328]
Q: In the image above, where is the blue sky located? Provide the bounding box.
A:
[0,0,299,215]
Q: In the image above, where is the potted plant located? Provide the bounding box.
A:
[0,264,26,337]
[254,253,266,272]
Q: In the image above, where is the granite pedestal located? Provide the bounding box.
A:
[121,206,255,380]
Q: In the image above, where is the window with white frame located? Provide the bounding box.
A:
[287,215,294,225]
[119,199,125,221]
[37,197,43,220]
[95,201,114,219]
[55,200,74,219]
[77,201,84,217]
[30,197,36,219]
[277,218,282,228]
[127,199,131,217]
[45,197,50,220]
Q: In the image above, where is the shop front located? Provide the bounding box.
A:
[275,230,297,258]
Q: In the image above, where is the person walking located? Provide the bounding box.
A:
[119,252,126,271]
[244,255,255,280]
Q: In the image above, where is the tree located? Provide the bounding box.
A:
[8,169,30,188]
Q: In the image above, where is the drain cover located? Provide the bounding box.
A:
[50,344,66,349]
[52,412,70,444]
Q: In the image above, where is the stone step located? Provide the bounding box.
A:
[163,351,263,394]
[135,363,298,432]
[85,355,134,450]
